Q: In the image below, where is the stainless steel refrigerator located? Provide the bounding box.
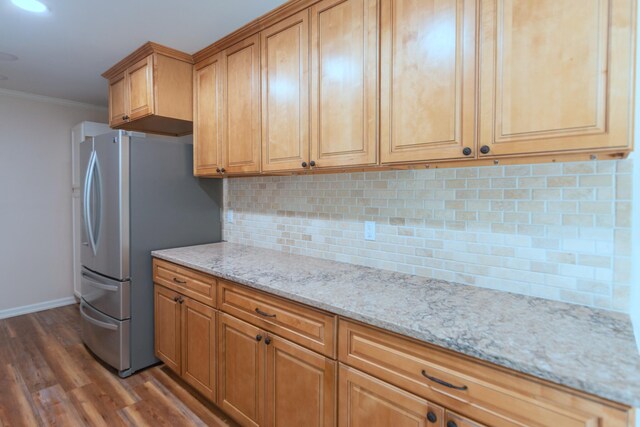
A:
[79,130,221,377]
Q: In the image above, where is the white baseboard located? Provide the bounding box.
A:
[0,297,77,320]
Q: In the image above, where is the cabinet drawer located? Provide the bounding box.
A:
[218,281,336,358]
[153,258,216,307]
[339,319,628,427]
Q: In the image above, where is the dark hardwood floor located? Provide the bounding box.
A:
[0,303,237,427]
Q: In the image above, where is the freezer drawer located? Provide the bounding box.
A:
[81,267,130,320]
[80,300,130,372]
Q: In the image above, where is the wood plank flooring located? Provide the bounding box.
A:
[0,304,238,427]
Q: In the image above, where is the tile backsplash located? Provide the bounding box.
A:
[223,160,633,312]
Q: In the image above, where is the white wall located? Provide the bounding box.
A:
[0,89,106,315]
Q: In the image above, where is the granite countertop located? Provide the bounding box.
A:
[152,242,640,407]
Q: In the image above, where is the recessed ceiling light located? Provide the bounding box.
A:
[0,75,8,81]
[0,52,18,61]
[11,0,48,13]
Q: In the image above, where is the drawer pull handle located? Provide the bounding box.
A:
[255,308,276,318]
[421,370,468,391]
[173,277,187,284]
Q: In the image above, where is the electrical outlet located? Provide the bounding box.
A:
[364,221,376,241]
[227,209,234,223]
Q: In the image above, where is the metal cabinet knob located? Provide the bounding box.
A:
[301,162,308,168]
[462,147,472,156]
[309,160,316,167]
[265,337,272,345]
[480,145,490,154]
[427,412,437,423]
[256,334,263,342]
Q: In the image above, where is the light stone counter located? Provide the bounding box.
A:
[152,242,640,407]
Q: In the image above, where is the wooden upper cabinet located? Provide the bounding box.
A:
[224,35,262,174]
[103,42,194,136]
[478,0,635,157]
[310,0,378,169]
[108,73,127,127]
[126,56,154,121]
[261,10,311,173]
[380,0,477,164]
[194,53,224,176]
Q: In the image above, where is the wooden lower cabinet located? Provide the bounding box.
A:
[154,261,633,427]
[218,313,337,427]
[154,285,181,373]
[265,334,336,427]
[181,297,216,401]
[218,313,265,427]
[339,364,445,427]
[445,411,486,427]
[154,285,216,401]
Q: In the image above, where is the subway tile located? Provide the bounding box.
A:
[225,162,632,312]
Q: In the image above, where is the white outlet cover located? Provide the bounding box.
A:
[227,209,234,223]
[364,221,376,241]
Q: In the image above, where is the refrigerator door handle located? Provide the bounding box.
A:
[81,273,119,292]
[92,151,103,250]
[80,304,118,331]
[84,151,97,256]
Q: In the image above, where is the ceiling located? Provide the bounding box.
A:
[0,0,287,106]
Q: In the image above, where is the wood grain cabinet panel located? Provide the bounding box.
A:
[218,313,265,427]
[103,43,194,136]
[310,0,378,169]
[126,56,154,121]
[181,298,216,401]
[339,364,445,427]
[339,319,629,427]
[380,0,477,164]
[445,411,487,427]
[265,336,336,427]
[478,0,635,156]
[224,35,262,174]
[108,73,127,127]
[194,53,224,176]
[154,285,181,373]
[218,280,336,357]
[153,258,217,307]
[261,10,311,172]
[154,284,217,402]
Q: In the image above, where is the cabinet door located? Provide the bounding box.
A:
[218,313,265,427]
[108,73,127,127]
[310,0,378,169]
[478,0,634,157]
[181,297,216,401]
[127,56,154,121]
[265,335,336,427]
[445,411,486,427]
[224,35,262,174]
[154,285,181,373]
[339,365,444,427]
[194,54,224,176]
[380,0,476,164]
[261,10,310,172]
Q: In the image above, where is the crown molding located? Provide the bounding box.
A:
[0,87,107,111]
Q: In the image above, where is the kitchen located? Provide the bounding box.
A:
[0,0,639,426]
